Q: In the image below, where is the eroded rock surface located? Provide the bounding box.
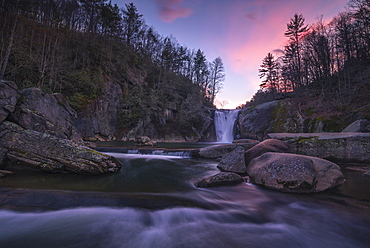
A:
[268,133,370,164]
[0,121,122,174]
[8,87,81,142]
[247,152,345,193]
[195,172,244,188]
[199,142,258,158]
[244,139,289,166]
[217,146,246,174]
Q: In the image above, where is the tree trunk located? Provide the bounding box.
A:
[0,15,17,80]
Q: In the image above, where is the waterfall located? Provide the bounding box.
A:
[214,109,240,143]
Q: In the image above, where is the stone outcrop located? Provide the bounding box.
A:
[217,146,246,174]
[0,121,122,174]
[237,99,364,135]
[0,80,18,123]
[268,133,370,164]
[244,139,289,165]
[247,152,345,193]
[8,87,81,142]
[195,172,244,188]
[199,142,259,158]
[135,136,157,146]
[238,100,280,137]
[0,81,122,175]
[342,119,370,132]
[74,81,122,140]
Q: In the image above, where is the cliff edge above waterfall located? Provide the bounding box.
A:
[238,95,370,139]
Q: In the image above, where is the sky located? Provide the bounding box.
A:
[112,0,349,109]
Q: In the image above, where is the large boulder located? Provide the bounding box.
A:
[0,121,122,174]
[0,80,18,123]
[199,142,259,158]
[8,88,81,142]
[217,146,246,174]
[195,172,244,188]
[244,139,289,165]
[247,152,345,193]
[342,119,370,132]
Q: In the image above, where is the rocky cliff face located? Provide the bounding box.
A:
[8,87,81,142]
[238,101,280,138]
[238,99,370,136]
[0,81,18,123]
[74,80,123,140]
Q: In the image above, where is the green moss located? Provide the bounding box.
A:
[271,102,293,132]
[296,136,319,143]
[304,107,316,117]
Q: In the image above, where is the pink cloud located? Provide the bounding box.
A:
[224,0,349,73]
[154,0,193,23]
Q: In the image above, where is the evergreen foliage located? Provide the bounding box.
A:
[254,0,370,108]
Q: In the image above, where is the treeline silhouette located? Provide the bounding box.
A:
[0,0,225,134]
[251,0,369,108]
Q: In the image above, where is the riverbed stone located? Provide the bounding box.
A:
[199,143,258,158]
[0,121,122,174]
[195,172,244,188]
[244,139,289,166]
[247,152,345,193]
[217,146,246,174]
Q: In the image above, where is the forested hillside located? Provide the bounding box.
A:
[0,0,225,140]
[249,0,369,115]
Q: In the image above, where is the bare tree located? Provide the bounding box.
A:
[209,57,225,105]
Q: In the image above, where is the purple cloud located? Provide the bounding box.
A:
[245,12,258,21]
[155,0,193,23]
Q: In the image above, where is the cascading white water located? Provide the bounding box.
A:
[214,109,240,143]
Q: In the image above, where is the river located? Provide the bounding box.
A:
[0,148,369,248]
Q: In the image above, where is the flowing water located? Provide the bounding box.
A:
[214,109,240,143]
[0,148,370,248]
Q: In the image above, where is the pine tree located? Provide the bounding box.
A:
[259,53,279,92]
[284,13,309,89]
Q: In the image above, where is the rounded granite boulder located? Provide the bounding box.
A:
[247,152,345,193]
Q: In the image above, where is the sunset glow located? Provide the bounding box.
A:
[113,0,349,108]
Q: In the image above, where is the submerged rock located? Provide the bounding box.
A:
[195,172,244,188]
[217,146,246,174]
[247,152,345,193]
[0,121,122,174]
